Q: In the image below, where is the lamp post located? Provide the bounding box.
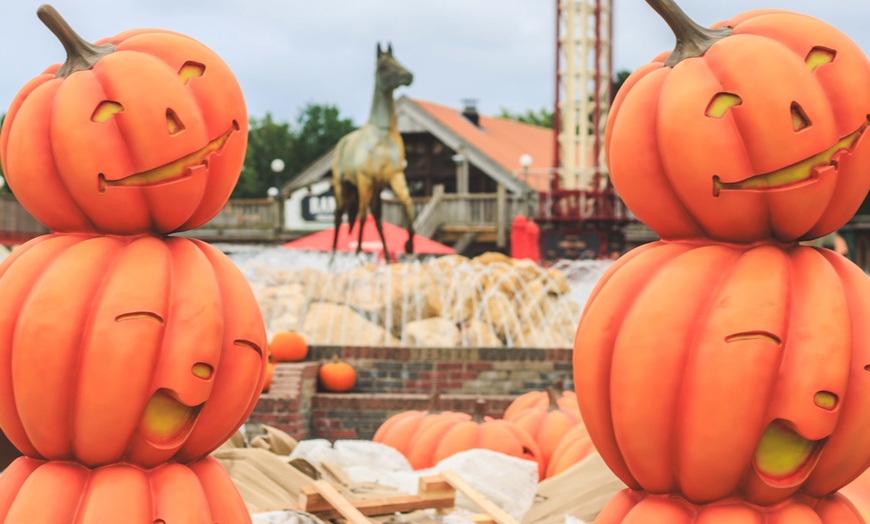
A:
[269,158,286,234]
[519,154,534,217]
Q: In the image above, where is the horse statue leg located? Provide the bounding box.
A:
[330,180,360,264]
[389,173,415,254]
[355,176,373,257]
[370,190,392,263]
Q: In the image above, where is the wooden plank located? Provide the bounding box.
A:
[299,481,455,519]
[418,475,452,493]
[441,470,519,524]
[309,480,371,524]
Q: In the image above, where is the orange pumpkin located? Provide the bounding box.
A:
[0,456,248,523]
[261,362,276,394]
[407,400,544,477]
[545,423,596,479]
[269,331,308,362]
[606,4,870,244]
[509,387,584,474]
[372,392,470,468]
[0,234,267,468]
[503,381,580,420]
[318,355,356,392]
[575,241,870,505]
[596,490,861,524]
[0,6,247,235]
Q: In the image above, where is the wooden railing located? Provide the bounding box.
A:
[382,186,531,247]
[196,198,281,230]
[0,194,49,244]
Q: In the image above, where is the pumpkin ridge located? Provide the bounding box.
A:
[70,236,141,461]
[672,245,751,498]
[648,70,711,240]
[45,82,101,233]
[0,235,81,457]
[582,242,693,489]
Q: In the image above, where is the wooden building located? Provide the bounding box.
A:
[282,97,555,254]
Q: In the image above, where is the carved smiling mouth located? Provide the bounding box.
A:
[713,122,868,197]
[97,120,239,192]
[139,388,203,448]
[753,420,826,488]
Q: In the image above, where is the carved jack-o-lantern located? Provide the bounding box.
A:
[574,241,870,506]
[607,5,870,243]
[0,234,267,468]
[0,6,247,235]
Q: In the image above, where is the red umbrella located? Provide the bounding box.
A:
[283,216,455,259]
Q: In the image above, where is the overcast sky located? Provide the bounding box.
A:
[3,1,870,125]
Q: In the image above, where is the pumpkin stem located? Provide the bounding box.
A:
[645,0,731,67]
[546,387,561,412]
[427,391,443,414]
[472,399,487,424]
[552,379,565,396]
[37,4,115,78]
[330,354,340,364]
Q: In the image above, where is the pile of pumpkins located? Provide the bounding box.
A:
[372,384,595,480]
[264,331,356,394]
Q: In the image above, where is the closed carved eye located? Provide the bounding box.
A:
[115,311,164,324]
[91,101,124,123]
[178,61,205,84]
[806,47,836,73]
[791,102,812,132]
[706,93,742,118]
[234,339,263,356]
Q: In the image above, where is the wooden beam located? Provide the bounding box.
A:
[299,478,455,519]
[308,480,371,524]
[441,470,519,524]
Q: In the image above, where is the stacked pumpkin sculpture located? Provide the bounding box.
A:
[575,1,870,522]
[0,6,265,523]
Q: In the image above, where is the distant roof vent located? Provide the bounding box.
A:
[461,98,480,127]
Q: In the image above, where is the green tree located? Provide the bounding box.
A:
[233,104,356,198]
[499,69,632,132]
[499,107,554,129]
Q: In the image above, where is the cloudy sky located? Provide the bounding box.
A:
[2,1,870,125]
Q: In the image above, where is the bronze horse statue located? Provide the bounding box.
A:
[331,43,414,262]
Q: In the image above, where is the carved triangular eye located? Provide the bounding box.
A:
[791,102,812,132]
[178,61,205,84]
[91,101,123,123]
[705,93,742,118]
[166,109,185,136]
[806,47,836,73]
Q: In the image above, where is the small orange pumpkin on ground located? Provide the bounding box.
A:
[409,400,544,476]
[318,355,356,393]
[372,392,470,467]
[261,362,276,394]
[545,423,596,479]
[510,387,584,474]
[269,331,308,362]
[503,381,579,420]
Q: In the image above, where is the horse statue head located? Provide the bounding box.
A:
[376,42,413,91]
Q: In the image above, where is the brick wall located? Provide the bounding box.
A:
[248,346,575,442]
[248,362,319,440]
[306,346,574,395]
[310,393,516,441]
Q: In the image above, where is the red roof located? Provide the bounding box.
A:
[413,100,556,192]
[283,215,455,260]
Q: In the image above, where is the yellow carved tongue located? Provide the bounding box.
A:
[754,422,816,478]
[140,390,195,444]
